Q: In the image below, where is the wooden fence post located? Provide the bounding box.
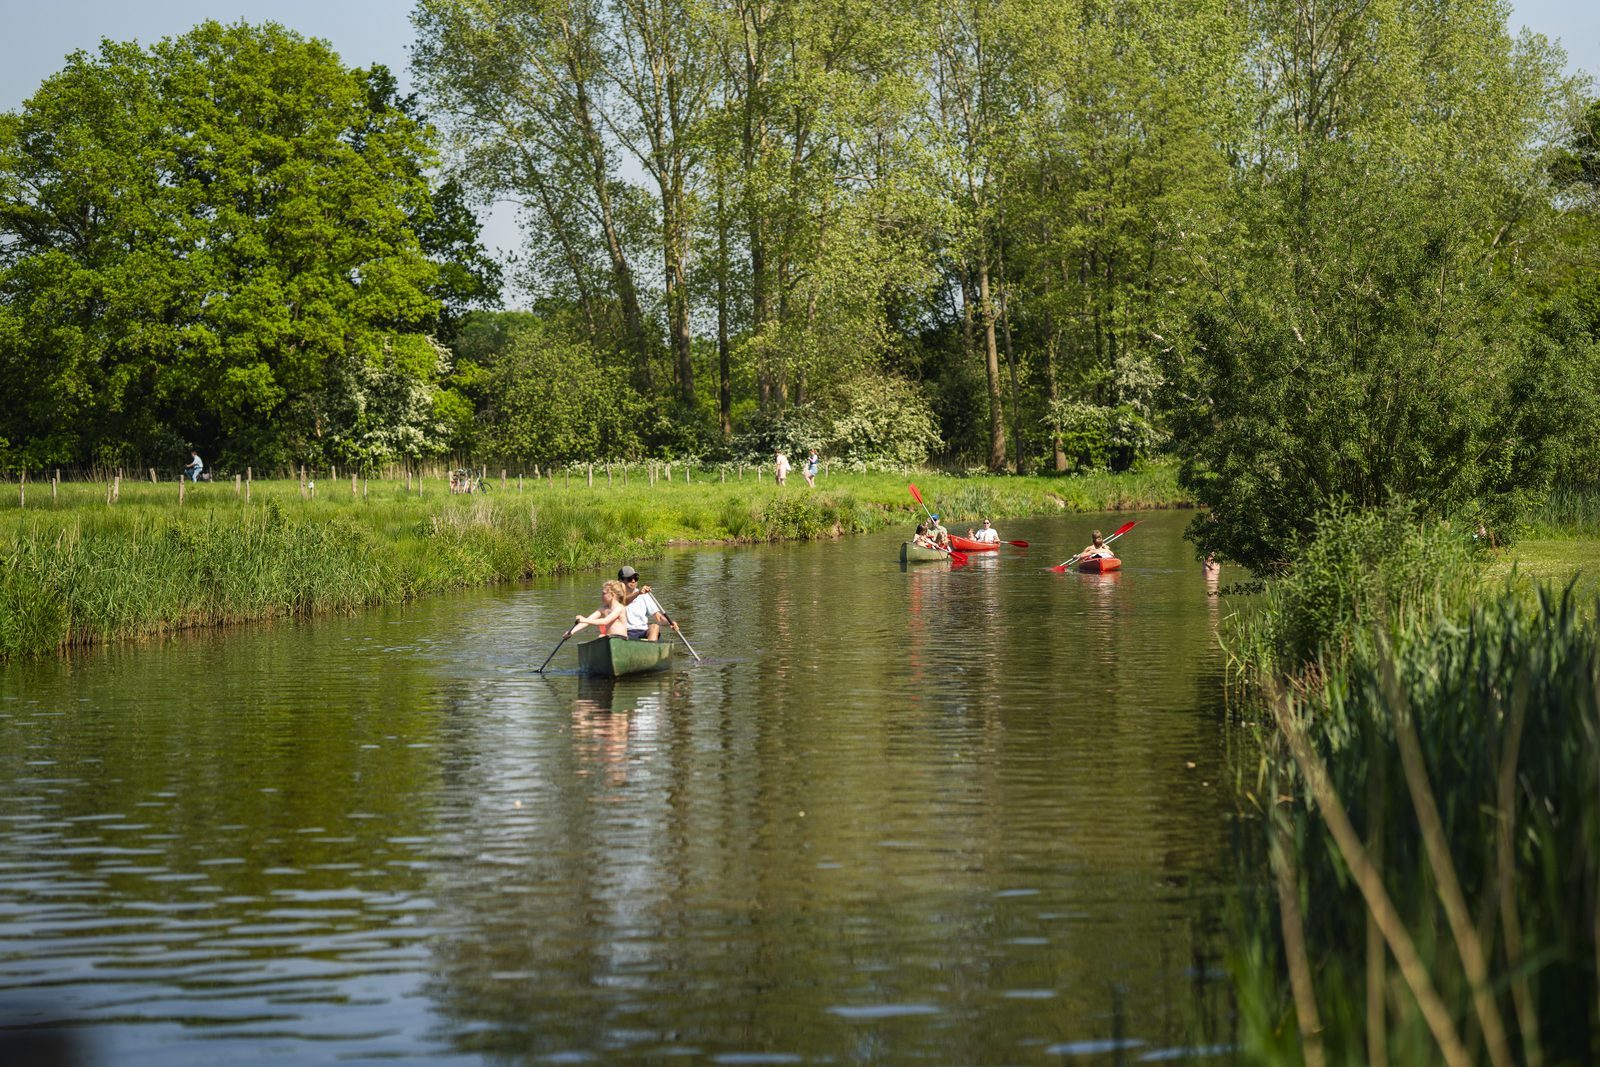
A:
[246,467,252,503]
[235,474,241,496]
[607,464,612,486]
[178,477,185,506]
[113,474,120,502]
[352,472,358,497]
[666,462,673,483]
[332,463,338,481]
[502,469,507,491]
[149,467,157,484]
[587,463,593,487]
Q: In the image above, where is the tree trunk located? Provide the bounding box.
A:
[716,171,733,442]
[976,255,1007,472]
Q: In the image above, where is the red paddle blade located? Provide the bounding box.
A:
[949,551,969,566]
[1108,519,1139,538]
[908,483,924,507]
[1007,539,1030,548]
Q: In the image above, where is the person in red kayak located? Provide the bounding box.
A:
[1078,529,1114,562]
[967,518,1000,544]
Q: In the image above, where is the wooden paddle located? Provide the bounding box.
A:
[653,600,702,662]
[1050,520,1139,573]
[535,630,573,672]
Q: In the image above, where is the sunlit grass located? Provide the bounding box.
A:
[0,464,1188,657]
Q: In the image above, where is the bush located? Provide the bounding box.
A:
[827,375,939,470]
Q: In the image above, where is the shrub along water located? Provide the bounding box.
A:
[0,466,1186,657]
[1227,504,1600,1066]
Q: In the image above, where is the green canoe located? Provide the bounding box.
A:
[577,635,673,677]
[900,541,949,563]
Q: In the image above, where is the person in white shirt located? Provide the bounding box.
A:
[968,518,1001,544]
[617,565,678,642]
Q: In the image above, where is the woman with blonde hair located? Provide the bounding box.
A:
[567,579,630,638]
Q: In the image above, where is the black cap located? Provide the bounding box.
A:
[618,566,639,580]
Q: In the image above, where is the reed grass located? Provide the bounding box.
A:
[1225,503,1600,1066]
[0,464,1187,657]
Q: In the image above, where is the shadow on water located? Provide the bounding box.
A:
[0,509,1250,1065]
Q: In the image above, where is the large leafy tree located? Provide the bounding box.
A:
[0,21,453,470]
[1162,0,1577,571]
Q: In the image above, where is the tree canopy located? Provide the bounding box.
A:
[0,21,495,471]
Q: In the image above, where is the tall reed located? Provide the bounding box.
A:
[1227,504,1600,1066]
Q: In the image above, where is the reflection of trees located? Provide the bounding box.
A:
[419,515,1236,1061]
[0,610,450,1042]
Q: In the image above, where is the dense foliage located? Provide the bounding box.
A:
[1227,507,1600,1066]
[0,22,496,472]
[2,4,1597,552]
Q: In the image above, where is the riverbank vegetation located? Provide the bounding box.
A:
[0,466,1181,658]
[1223,505,1600,1065]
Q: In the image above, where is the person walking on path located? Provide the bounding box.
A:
[803,450,819,487]
[617,565,678,642]
[185,450,204,482]
[774,451,790,486]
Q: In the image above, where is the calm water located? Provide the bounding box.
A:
[0,510,1243,1065]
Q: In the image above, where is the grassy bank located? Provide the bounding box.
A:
[0,465,1185,658]
[1223,505,1600,1065]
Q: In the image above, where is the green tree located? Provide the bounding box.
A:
[1162,0,1576,571]
[0,21,451,470]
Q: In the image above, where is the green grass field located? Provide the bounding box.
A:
[0,464,1187,657]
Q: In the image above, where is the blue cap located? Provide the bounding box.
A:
[930,514,940,520]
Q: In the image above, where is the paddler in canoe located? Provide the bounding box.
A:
[927,513,951,550]
[566,579,630,639]
[912,522,940,550]
[617,565,678,642]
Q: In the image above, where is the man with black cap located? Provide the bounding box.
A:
[617,565,678,642]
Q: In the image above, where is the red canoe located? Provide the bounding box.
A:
[947,534,1000,552]
[1078,556,1121,573]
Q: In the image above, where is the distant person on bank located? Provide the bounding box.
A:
[774,451,790,486]
[185,450,204,482]
[803,450,819,487]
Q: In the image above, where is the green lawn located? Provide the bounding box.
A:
[1485,537,1600,605]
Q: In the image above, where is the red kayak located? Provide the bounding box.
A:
[1078,556,1121,573]
[948,534,1000,552]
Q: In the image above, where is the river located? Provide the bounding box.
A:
[0,509,1242,1065]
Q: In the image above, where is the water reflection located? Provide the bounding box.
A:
[0,510,1239,1064]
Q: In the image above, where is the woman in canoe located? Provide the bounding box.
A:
[912,522,939,550]
[567,579,630,638]
[1078,530,1114,561]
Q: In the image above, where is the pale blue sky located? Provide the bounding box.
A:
[2,0,1596,263]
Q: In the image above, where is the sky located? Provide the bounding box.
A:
[2,0,1597,266]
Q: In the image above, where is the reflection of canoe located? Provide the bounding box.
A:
[901,542,949,563]
[948,534,1000,552]
[1078,556,1121,574]
[578,635,673,677]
